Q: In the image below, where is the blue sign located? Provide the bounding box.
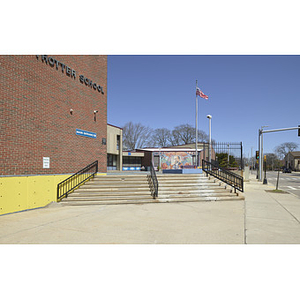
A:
[76,129,97,139]
[123,167,141,171]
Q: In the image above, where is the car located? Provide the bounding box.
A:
[282,167,292,173]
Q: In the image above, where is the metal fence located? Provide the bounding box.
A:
[203,142,243,170]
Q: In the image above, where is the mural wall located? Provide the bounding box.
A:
[159,152,195,169]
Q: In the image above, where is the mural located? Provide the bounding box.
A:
[160,152,194,169]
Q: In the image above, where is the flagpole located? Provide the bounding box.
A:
[195,80,198,167]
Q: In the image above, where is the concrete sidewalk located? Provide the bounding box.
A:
[0,200,244,244]
[0,174,300,244]
[244,174,300,243]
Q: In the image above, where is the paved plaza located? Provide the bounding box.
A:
[1,174,300,244]
[1,173,300,300]
[0,200,244,244]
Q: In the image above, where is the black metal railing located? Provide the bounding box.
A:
[202,159,244,193]
[57,160,98,201]
[147,162,159,198]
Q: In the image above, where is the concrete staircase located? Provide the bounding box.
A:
[60,173,244,206]
[61,174,155,206]
[157,174,244,202]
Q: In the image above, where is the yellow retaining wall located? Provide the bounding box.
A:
[0,173,107,215]
[0,174,69,215]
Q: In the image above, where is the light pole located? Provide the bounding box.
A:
[195,80,198,167]
[258,125,299,181]
[259,125,269,181]
[206,115,212,163]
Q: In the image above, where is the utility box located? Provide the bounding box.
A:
[244,166,250,181]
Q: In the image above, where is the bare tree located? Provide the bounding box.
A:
[197,129,209,143]
[172,124,195,145]
[265,153,282,170]
[122,122,210,150]
[151,128,172,147]
[170,128,182,146]
[274,142,298,159]
[122,122,152,150]
[170,124,209,145]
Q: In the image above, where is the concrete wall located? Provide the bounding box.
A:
[107,124,122,155]
[0,174,69,215]
[0,172,107,215]
[107,124,123,170]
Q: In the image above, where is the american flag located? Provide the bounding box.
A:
[196,87,209,100]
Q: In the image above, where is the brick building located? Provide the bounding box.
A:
[0,55,107,214]
[284,151,300,171]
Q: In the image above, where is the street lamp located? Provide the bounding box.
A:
[207,115,212,163]
[259,125,269,182]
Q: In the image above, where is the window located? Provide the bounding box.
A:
[117,135,120,150]
[123,156,142,167]
[107,154,117,167]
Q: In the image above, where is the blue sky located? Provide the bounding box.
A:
[5,2,299,160]
[108,55,300,158]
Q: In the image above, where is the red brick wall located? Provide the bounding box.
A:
[0,55,107,175]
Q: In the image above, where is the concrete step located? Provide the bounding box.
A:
[157,173,205,176]
[65,195,155,202]
[158,191,235,198]
[88,178,149,183]
[74,186,150,192]
[158,181,220,188]
[66,190,240,201]
[80,184,225,192]
[70,187,229,197]
[61,198,160,206]
[156,175,210,179]
[68,188,232,197]
[61,194,244,206]
[69,191,152,197]
[93,175,148,180]
[159,188,228,194]
[159,184,225,189]
[156,179,211,184]
[92,178,148,182]
[83,183,149,188]
[86,181,215,188]
[158,195,245,203]
[60,172,244,206]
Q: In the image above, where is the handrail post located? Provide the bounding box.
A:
[149,161,158,198]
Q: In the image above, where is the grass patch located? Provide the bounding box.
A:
[265,189,288,194]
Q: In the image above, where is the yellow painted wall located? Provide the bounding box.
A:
[0,174,69,215]
[0,173,107,215]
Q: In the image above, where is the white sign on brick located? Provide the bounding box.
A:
[43,157,50,169]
